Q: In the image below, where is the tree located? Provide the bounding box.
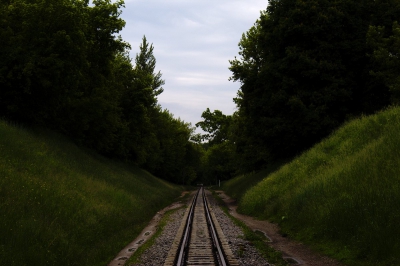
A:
[228,18,270,169]
[146,108,202,184]
[134,36,165,105]
[195,108,237,183]
[367,21,400,104]
[0,0,90,124]
[0,0,128,155]
[0,0,204,185]
[195,108,231,145]
[229,0,400,168]
[201,141,236,185]
[53,0,128,154]
[119,36,165,164]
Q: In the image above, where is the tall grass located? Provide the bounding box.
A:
[238,107,400,265]
[0,121,183,265]
[222,161,286,201]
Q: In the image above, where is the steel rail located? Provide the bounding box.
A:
[202,188,228,266]
[175,188,200,266]
[174,187,229,266]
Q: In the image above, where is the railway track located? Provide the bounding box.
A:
[164,187,239,266]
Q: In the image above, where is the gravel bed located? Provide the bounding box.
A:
[129,191,270,266]
[128,207,186,266]
[206,191,271,266]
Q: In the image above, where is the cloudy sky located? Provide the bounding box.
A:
[119,0,268,130]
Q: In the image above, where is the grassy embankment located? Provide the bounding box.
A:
[0,120,184,265]
[223,106,400,266]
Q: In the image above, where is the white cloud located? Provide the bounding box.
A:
[173,72,227,86]
[119,0,268,126]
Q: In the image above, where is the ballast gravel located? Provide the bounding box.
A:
[206,191,271,266]
[128,207,186,266]
[129,190,270,266]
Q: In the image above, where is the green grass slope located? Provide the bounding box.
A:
[231,107,400,265]
[0,121,183,265]
[222,162,287,201]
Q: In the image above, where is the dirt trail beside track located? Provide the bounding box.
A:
[215,190,343,266]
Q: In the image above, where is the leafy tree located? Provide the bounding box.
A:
[367,21,400,104]
[195,108,237,183]
[229,18,269,169]
[195,108,232,145]
[112,36,203,184]
[229,0,400,169]
[54,0,128,154]
[146,108,202,184]
[201,141,236,185]
[0,0,89,124]
[0,0,203,185]
[119,36,165,164]
[134,36,165,100]
[0,0,128,155]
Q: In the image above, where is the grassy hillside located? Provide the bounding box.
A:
[225,106,400,265]
[222,162,286,201]
[0,120,183,265]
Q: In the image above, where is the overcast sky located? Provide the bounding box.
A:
[119,0,268,130]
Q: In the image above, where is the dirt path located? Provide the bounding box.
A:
[215,190,343,266]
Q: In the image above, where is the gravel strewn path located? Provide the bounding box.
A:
[216,190,343,266]
[206,190,271,266]
[129,207,186,266]
[129,190,270,266]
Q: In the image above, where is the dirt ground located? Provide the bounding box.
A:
[215,190,343,266]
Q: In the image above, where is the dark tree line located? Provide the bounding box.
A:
[226,0,400,172]
[194,108,235,185]
[3,0,400,184]
[0,0,202,184]
[197,0,400,178]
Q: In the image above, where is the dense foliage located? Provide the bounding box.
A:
[3,0,400,184]
[195,108,236,184]
[0,0,201,184]
[228,0,400,171]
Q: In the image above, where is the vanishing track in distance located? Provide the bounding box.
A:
[164,187,238,266]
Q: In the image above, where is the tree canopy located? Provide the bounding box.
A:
[368,21,400,104]
[3,0,400,183]
[195,109,236,184]
[229,0,400,170]
[0,0,202,184]
[195,108,231,145]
